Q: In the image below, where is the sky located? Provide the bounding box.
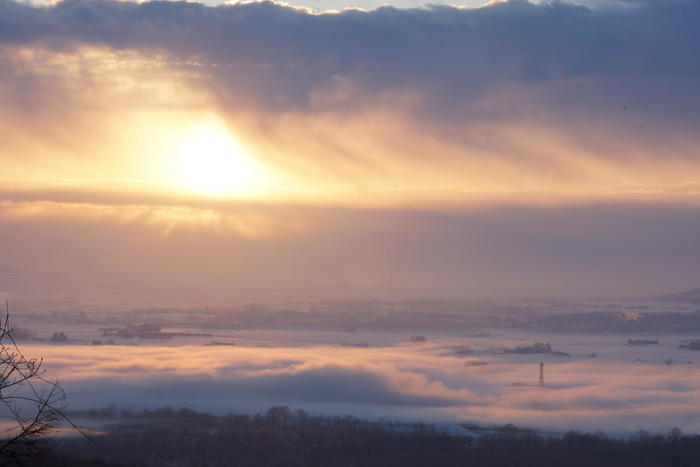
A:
[1,0,699,308]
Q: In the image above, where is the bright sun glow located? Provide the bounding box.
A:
[178,124,258,196]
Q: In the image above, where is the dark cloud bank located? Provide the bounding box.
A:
[1,0,699,124]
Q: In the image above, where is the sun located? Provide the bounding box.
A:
[177,123,257,196]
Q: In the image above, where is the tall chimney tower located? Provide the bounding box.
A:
[539,362,544,385]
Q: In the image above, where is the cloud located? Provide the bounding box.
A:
[1,0,699,203]
[41,344,483,410]
[2,0,698,112]
[0,199,299,238]
[18,342,700,434]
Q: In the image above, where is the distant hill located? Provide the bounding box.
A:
[653,288,700,304]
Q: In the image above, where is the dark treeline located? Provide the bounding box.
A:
[29,406,700,467]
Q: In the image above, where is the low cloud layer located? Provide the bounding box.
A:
[22,342,700,434]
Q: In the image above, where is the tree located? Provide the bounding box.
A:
[0,302,65,464]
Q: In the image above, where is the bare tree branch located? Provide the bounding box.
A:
[0,300,65,464]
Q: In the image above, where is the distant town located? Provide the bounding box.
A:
[9,289,700,352]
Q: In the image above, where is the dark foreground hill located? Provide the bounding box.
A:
[21,406,700,467]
